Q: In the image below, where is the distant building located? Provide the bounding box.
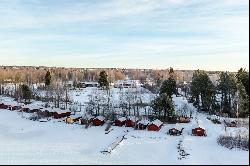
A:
[72,81,99,88]
[114,80,142,88]
[84,82,99,87]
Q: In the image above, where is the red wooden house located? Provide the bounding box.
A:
[40,108,56,117]
[21,107,30,113]
[11,105,22,111]
[0,103,8,109]
[3,102,22,111]
[136,119,150,130]
[114,117,127,126]
[21,105,41,113]
[79,114,94,125]
[92,116,105,126]
[192,127,206,136]
[148,119,163,131]
[53,108,71,119]
[125,116,137,127]
[192,120,206,136]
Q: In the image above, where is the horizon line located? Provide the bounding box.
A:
[1,64,247,73]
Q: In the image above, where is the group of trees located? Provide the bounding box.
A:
[43,71,72,109]
[146,67,248,121]
[190,70,216,113]
[1,70,73,109]
[86,71,154,120]
[1,66,248,119]
[190,68,249,118]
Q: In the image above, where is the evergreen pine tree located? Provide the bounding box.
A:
[236,68,249,96]
[98,71,109,89]
[160,79,176,97]
[236,82,249,118]
[152,93,175,121]
[217,72,237,117]
[190,70,215,112]
[45,71,51,86]
[160,67,177,96]
[21,84,32,104]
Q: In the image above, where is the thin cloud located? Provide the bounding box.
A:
[0,0,248,71]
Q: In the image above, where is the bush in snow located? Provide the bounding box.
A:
[207,115,221,124]
[176,103,193,118]
[28,113,40,121]
[217,130,249,151]
[236,118,249,129]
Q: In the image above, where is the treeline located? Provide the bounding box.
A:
[189,68,249,118]
[0,66,248,120]
[0,67,125,84]
[149,67,249,121]
[0,66,207,85]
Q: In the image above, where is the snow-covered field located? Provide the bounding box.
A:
[0,86,248,165]
[0,108,248,165]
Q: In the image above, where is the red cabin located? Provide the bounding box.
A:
[11,105,22,111]
[92,116,105,126]
[125,117,137,127]
[22,105,41,113]
[136,119,150,130]
[192,127,206,136]
[21,107,30,112]
[53,109,71,119]
[148,119,163,131]
[53,113,62,119]
[114,117,127,126]
[79,114,94,125]
[0,103,8,109]
[31,109,40,113]
[54,112,71,119]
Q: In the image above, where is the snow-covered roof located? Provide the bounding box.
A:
[40,107,70,113]
[114,80,142,86]
[60,110,71,114]
[151,119,163,127]
[23,104,41,110]
[94,116,105,121]
[2,101,21,106]
[138,119,150,125]
[70,114,82,119]
[52,108,71,114]
[224,118,236,123]
[127,116,137,122]
[41,108,54,112]
[173,124,183,131]
[39,118,48,122]
[117,117,127,122]
[210,115,221,120]
[83,113,94,120]
[83,82,99,85]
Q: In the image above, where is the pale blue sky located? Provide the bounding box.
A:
[0,0,249,71]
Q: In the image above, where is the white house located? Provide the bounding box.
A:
[114,80,142,88]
